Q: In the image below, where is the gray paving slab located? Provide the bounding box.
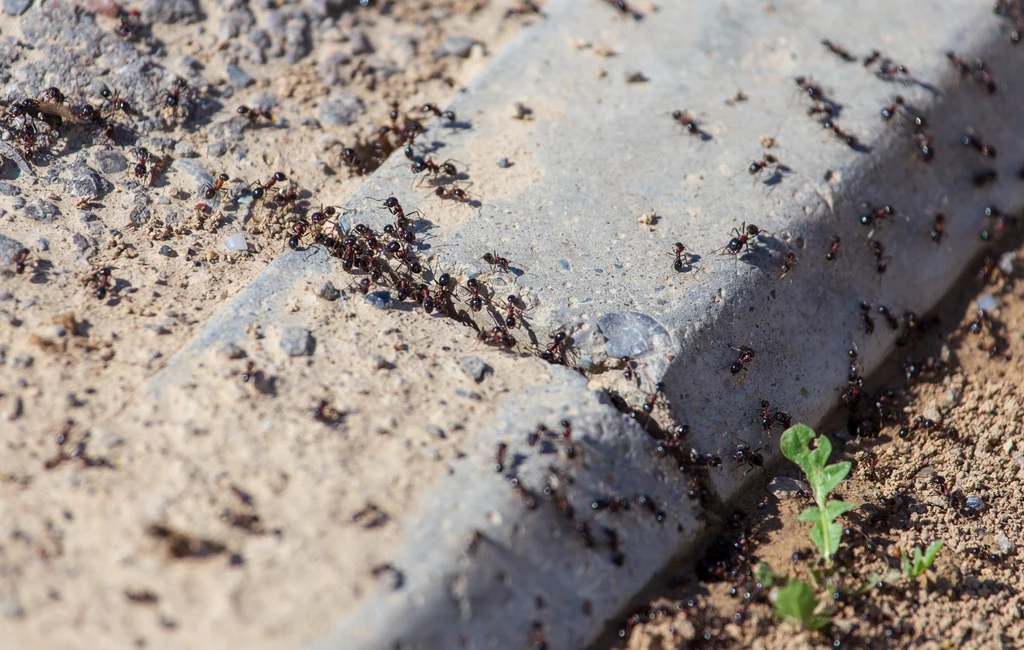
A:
[130,0,1024,647]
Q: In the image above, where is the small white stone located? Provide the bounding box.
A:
[224,234,248,251]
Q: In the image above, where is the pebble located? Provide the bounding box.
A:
[998,252,1015,276]
[12,353,33,369]
[284,15,312,63]
[142,0,201,24]
[599,311,671,358]
[442,35,475,58]
[90,150,128,174]
[0,181,21,196]
[0,599,24,620]
[173,159,214,189]
[347,29,374,56]
[69,165,108,200]
[976,293,997,312]
[206,142,228,158]
[317,281,340,301]
[279,326,313,356]
[220,9,255,40]
[219,342,246,359]
[994,534,1013,555]
[367,354,388,371]
[459,356,492,383]
[72,233,96,257]
[365,291,393,309]
[0,235,26,266]
[158,245,175,257]
[964,495,985,513]
[496,157,512,168]
[248,28,272,52]
[226,63,254,88]
[318,92,366,126]
[35,238,48,252]
[22,199,61,223]
[317,50,352,86]
[768,476,810,498]
[173,142,198,158]
[2,0,31,16]
[425,424,446,439]
[224,234,248,251]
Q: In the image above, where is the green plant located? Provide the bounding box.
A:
[773,578,833,630]
[781,424,855,564]
[902,540,943,578]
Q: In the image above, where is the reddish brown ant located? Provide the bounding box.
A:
[411,156,459,178]
[877,305,899,330]
[504,1,542,18]
[621,357,636,383]
[973,169,998,187]
[503,295,525,329]
[435,184,470,203]
[420,103,456,123]
[670,242,696,273]
[868,239,888,274]
[863,50,881,67]
[200,173,230,201]
[825,235,841,261]
[540,331,573,365]
[728,345,756,375]
[748,154,785,178]
[779,251,796,279]
[821,39,856,62]
[100,87,134,116]
[482,252,512,273]
[237,105,275,122]
[83,267,113,300]
[962,133,996,157]
[821,119,862,150]
[250,171,287,200]
[930,214,945,243]
[859,302,875,334]
[794,76,826,102]
[717,223,765,257]
[880,95,904,121]
[915,131,934,161]
[463,278,486,312]
[494,442,508,472]
[478,325,516,349]
[12,248,30,274]
[671,110,706,138]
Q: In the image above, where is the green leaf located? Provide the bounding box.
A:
[781,425,817,474]
[775,579,831,630]
[755,562,777,587]
[820,462,851,496]
[797,506,821,523]
[904,540,944,578]
[923,540,944,568]
[825,500,856,520]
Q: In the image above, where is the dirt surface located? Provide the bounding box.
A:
[0,1,548,648]
[603,240,1024,650]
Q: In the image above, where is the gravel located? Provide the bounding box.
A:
[459,356,492,383]
[318,92,366,126]
[142,0,202,24]
[69,165,110,200]
[91,151,129,174]
[226,64,254,89]
[442,35,476,58]
[0,181,22,196]
[365,291,392,310]
[279,326,314,357]
[2,0,31,16]
[0,235,26,267]
[317,281,341,301]
[22,199,61,223]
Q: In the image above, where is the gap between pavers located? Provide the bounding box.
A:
[128,0,1024,647]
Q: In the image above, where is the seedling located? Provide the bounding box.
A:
[781,424,854,563]
[902,540,943,578]
[774,578,833,630]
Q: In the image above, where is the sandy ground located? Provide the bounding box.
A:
[0,1,550,648]
[603,240,1024,649]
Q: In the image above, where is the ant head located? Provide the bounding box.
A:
[273,172,286,182]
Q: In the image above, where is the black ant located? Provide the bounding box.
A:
[435,184,470,202]
[794,76,826,102]
[915,131,935,161]
[748,154,784,177]
[100,87,134,116]
[494,442,508,472]
[822,119,862,149]
[728,345,756,375]
[482,252,512,273]
[540,331,572,365]
[863,50,881,67]
[621,357,636,383]
[732,443,764,473]
[200,173,230,201]
[13,248,30,274]
[859,302,875,334]
[880,95,905,121]
[479,326,517,349]
[868,239,888,274]
[83,267,113,300]
[717,223,765,257]
[821,39,856,62]
[163,77,191,120]
[642,382,665,414]
[671,110,706,138]
[132,147,158,185]
[420,103,456,122]
[973,169,998,187]
[758,398,792,435]
[503,295,525,329]
[825,235,841,261]
[250,171,287,200]
[463,278,485,312]
[779,251,796,279]
[237,105,275,122]
[860,204,894,227]
[411,156,459,178]
[670,242,696,273]
[931,214,945,243]
[962,133,996,157]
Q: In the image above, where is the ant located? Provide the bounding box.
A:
[859,302,875,334]
[435,184,470,203]
[504,1,542,18]
[779,251,796,279]
[877,305,899,330]
[758,398,792,435]
[642,382,665,414]
[620,357,636,383]
[748,154,785,178]
[728,345,756,375]
[671,110,706,138]
[237,105,275,123]
[200,173,230,201]
[83,267,113,299]
[670,242,696,273]
[962,133,996,157]
[821,119,861,149]
[482,252,512,273]
[420,103,456,122]
[794,76,826,102]
[479,326,517,349]
[930,214,945,243]
[463,278,486,312]
[494,442,508,472]
[313,399,343,425]
[825,235,841,261]
[411,156,459,178]
[604,0,643,20]
[540,331,572,365]
[880,95,905,121]
[732,443,764,473]
[868,239,888,274]
[132,147,159,185]
[163,77,191,120]
[100,88,134,116]
[821,39,856,62]
[12,248,30,274]
[860,204,894,227]
[503,295,525,329]
[717,223,765,257]
[915,131,935,161]
[863,50,881,67]
[842,348,864,408]
[250,171,287,200]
